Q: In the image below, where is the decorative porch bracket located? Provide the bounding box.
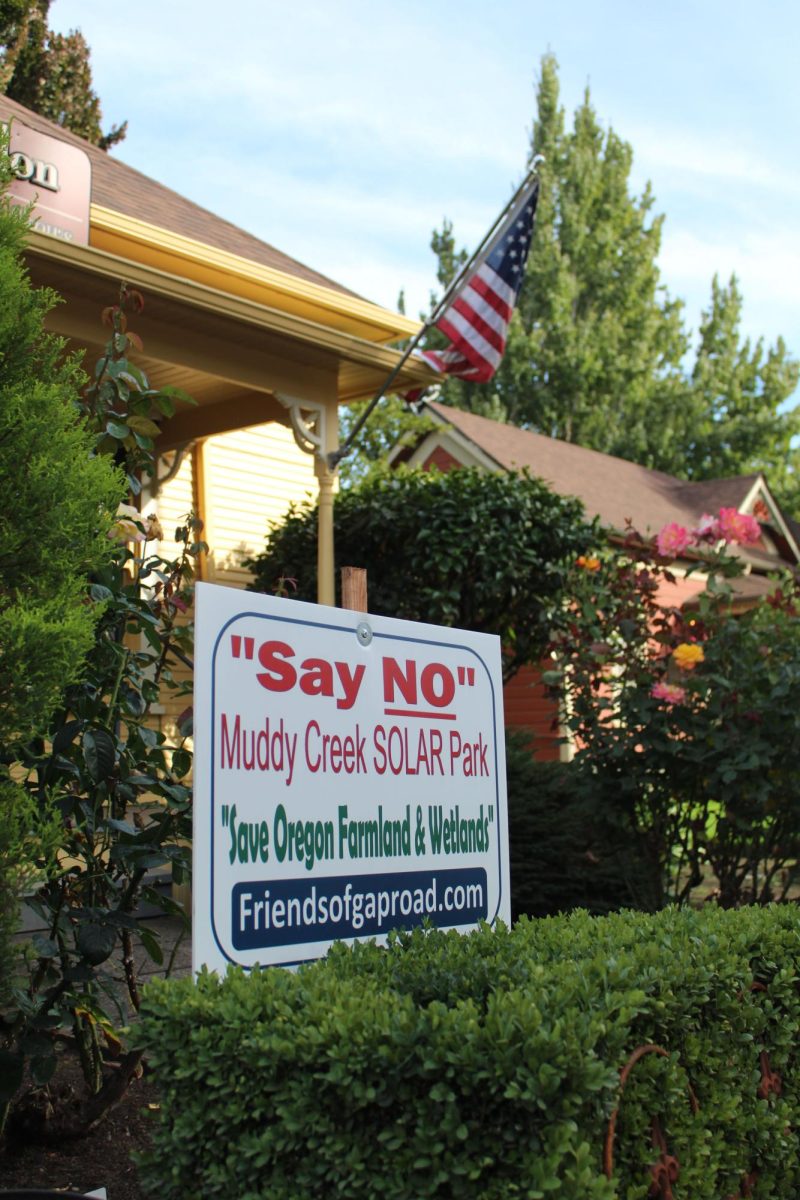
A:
[151,441,191,497]
[275,393,329,466]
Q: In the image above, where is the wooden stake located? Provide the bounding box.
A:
[341,566,368,612]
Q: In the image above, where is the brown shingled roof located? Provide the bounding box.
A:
[425,401,760,536]
[0,94,361,298]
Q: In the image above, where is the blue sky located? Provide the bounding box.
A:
[51,0,799,375]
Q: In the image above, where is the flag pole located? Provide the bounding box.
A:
[327,157,544,471]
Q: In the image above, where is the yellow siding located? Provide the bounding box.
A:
[154,449,196,547]
[150,426,314,734]
[203,423,315,589]
[148,450,197,736]
[149,426,315,904]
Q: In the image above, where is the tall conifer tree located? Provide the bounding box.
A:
[0,133,121,995]
[0,0,126,148]
[429,54,799,507]
[687,274,800,504]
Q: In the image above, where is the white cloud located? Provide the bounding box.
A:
[662,228,800,304]
[660,226,800,351]
[635,127,798,190]
[53,0,528,175]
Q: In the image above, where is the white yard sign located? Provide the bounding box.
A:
[193,583,510,971]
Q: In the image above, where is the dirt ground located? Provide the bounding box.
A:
[0,913,190,1200]
[0,1069,159,1200]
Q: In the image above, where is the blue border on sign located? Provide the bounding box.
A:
[207,608,505,969]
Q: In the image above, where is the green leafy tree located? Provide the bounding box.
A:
[0,0,35,90]
[687,274,800,505]
[1,0,126,149]
[338,395,440,487]
[246,465,596,682]
[431,52,691,468]
[426,54,798,505]
[337,289,441,486]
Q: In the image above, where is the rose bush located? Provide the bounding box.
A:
[545,509,800,908]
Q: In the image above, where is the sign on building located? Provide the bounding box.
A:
[193,583,510,971]
[4,119,91,244]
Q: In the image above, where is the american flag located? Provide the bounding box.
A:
[421,177,539,384]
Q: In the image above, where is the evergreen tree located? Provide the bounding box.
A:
[0,147,120,737]
[687,274,800,504]
[0,0,126,149]
[338,287,442,486]
[432,53,691,467]
[430,218,467,298]
[0,133,121,1001]
[427,54,799,506]
[0,0,33,91]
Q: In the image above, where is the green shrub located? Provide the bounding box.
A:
[0,781,24,1010]
[245,465,596,682]
[505,733,655,919]
[139,906,800,1199]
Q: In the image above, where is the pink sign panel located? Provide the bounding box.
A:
[5,120,91,244]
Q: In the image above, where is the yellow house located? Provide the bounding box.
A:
[1,95,436,733]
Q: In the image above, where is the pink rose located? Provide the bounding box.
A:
[656,522,692,558]
[651,681,687,705]
[717,507,760,545]
[693,513,720,542]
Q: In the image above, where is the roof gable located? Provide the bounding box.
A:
[414,401,798,564]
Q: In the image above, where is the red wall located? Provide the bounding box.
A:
[423,446,461,472]
[502,572,709,759]
[503,663,562,761]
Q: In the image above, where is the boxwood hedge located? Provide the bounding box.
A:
[138,905,800,1199]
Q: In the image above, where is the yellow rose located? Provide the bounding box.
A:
[108,504,163,543]
[672,643,705,671]
[108,502,147,543]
